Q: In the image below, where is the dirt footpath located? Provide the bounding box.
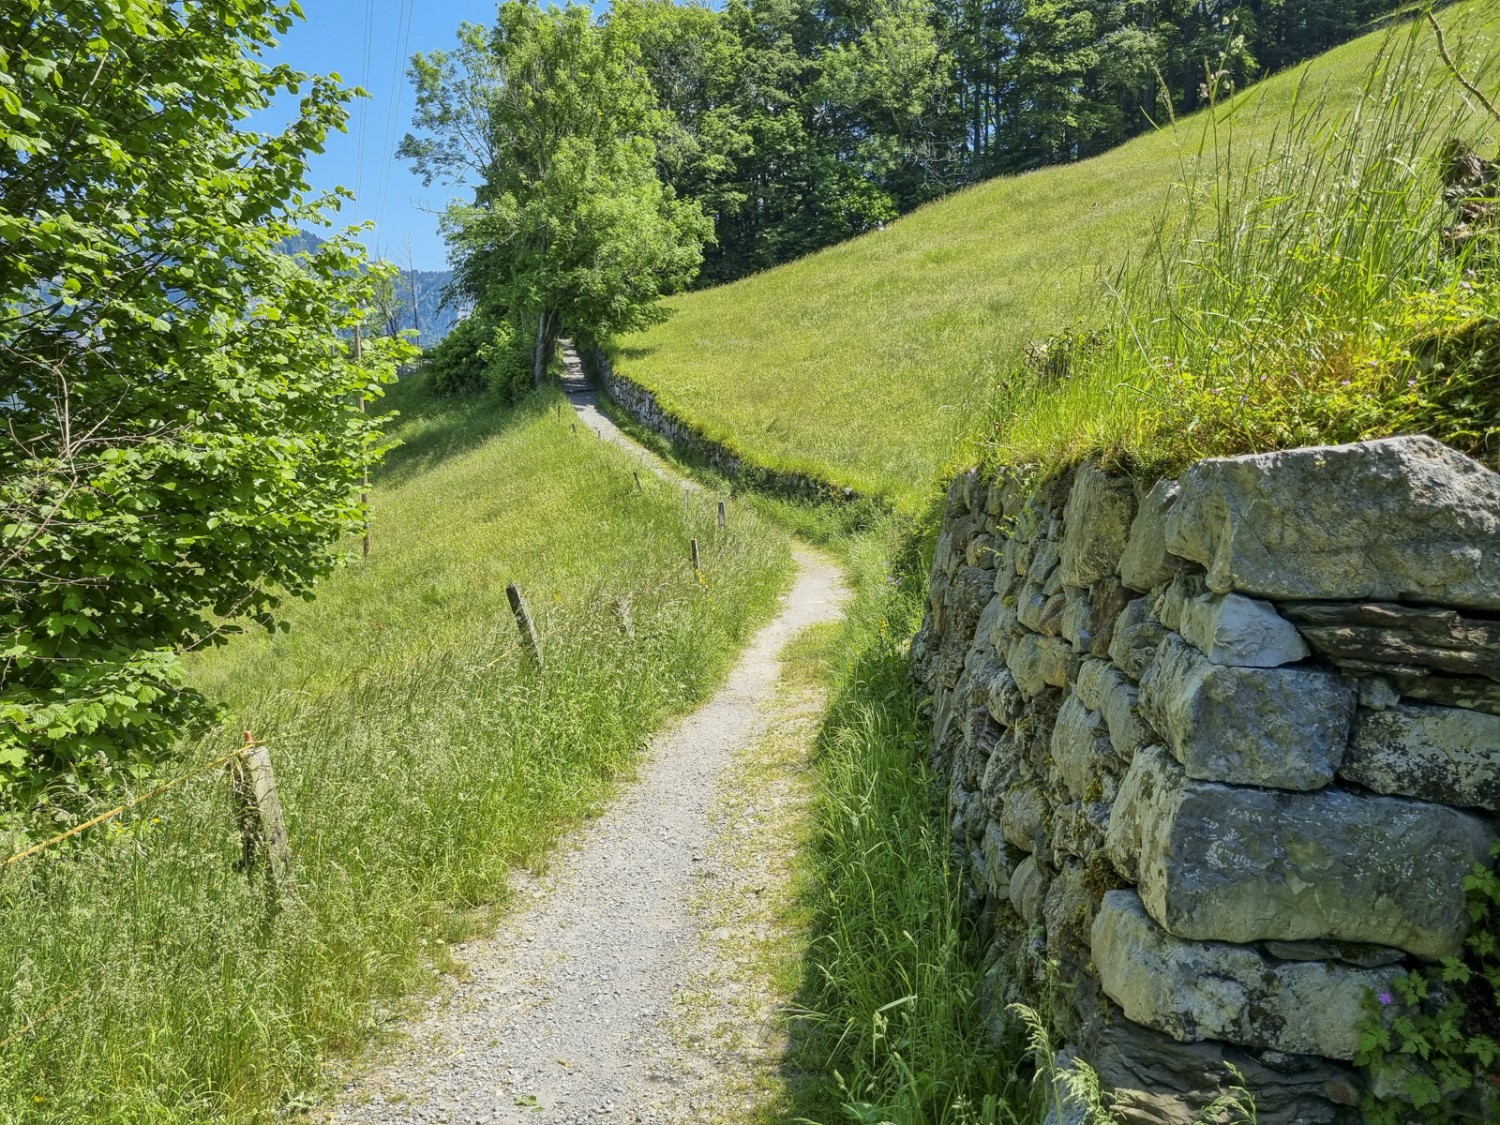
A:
[318,348,848,1125]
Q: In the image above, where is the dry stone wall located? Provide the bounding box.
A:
[587,349,869,506]
[910,435,1500,1124]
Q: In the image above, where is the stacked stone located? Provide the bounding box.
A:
[592,351,863,505]
[910,435,1500,1125]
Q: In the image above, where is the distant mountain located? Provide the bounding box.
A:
[278,230,460,346]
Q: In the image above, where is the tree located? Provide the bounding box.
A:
[0,1,408,808]
[402,2,711,385]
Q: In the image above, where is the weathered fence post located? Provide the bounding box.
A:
[507,583,544,669]
[684,486,691,516]
[634,471,644,493]
[227,735,296,895]
[691,538,701,575]
[717,500,727,530]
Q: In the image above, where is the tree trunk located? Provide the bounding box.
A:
[532,309,555,387]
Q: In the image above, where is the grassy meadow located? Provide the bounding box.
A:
[615,0,1500,508]
[0,377,793,1124]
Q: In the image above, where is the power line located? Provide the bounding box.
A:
[375,0,418,236]
[354,0,377,220]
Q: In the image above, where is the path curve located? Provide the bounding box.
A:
[320,345,848,1125]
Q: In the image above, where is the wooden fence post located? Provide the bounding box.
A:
[227,737,295,895]
[684,486,691,516]
[507,583,544,669]
[633,471,643,493]
[717,500,727,530]
[691,538,701,575]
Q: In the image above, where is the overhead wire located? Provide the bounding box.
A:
[353,0,377,221]
[375,0,418,238]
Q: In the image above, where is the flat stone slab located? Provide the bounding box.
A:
[1120,751,1493,960]
[1164,436,1500,611]
[1281,601,1500,681]
[1139,634,1354,790]
[1343,702,1500,812]
[1093,891,1403,1059]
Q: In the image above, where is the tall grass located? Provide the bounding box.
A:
[0,380,793,1123]
[975,12,1500,478]
[780,515,1032,1125]
[617,0,1499,509]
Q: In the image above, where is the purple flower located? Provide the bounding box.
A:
[1378,992,1394,1007]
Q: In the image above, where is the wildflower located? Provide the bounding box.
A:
[1378,991,1394,1007]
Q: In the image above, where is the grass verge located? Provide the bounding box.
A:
[768,511,1035,1125]
[0,376,794,1124]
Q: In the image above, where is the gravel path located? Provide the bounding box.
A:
[318,347,848,1125]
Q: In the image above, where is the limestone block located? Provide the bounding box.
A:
[1001,782,1046,852]
[985,478,1006,518]
[1119,478,1183,593]
[1138,634,1353,790]
[1018,582,1065,636]
[1155,572,1309,668]
[1105,744,1179,883]
[1051,694,1113,799]
[1343,703,1500,812]
[1027,537,1060,587]
[1088,577,1132,659]
[1078,657,1152,760]
[1280,601,1500,681]
[1008,632,1074,697]
[986,601,1025,656]
[986,669,1026,728]
[1393,671,1500,717]
[979,738,1021,818]
[1108,598,1167,680]
[1180,592,1309,668]
[1052,799,1112,862]
[1358,676,1401,710]
[1010,855,1047,923]
[1164,435,1500,611]
[1092,890,1403,1059]
[1061,586,1094,649]
[1061,465,1138,587]
[966,533,997,569]
[1131,758,1493,959]
[978,824,1015,900]
[1086,999,1364,1125]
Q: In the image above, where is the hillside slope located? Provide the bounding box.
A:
[614,1,1499,509]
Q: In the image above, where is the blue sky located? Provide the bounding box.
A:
[262,1,501,270]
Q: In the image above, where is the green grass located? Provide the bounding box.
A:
[615,0,1500,509]
[748,509,1033,1125]
[976,13,1500,479]
[0,377,794,1124]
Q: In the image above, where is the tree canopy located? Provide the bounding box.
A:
[0,0,408,808]
[402,2,711,387]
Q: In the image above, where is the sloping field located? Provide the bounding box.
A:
[0,381,793,1124]
[615,1,1498,509]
